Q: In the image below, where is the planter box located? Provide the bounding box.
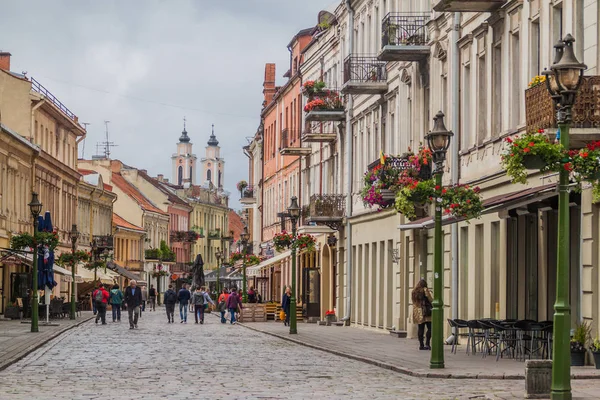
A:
[238,303,267,323]
[571,350,586,366]
[593,352,600,369]
[4,306,20,319]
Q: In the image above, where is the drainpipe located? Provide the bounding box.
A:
[450,12,461,340]
[341,0,354,325]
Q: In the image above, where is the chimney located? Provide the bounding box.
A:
[263,63,276,105]
[0,52,12,71]
[139,169,147,175]
[164,178,169,183]
[157,174,164,182]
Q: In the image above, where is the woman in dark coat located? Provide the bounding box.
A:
[412,279,433,350]
[281,285,291,326]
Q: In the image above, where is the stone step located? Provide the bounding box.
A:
[317,321,328,326]
[331,321,345,326]
[389,330,407,338]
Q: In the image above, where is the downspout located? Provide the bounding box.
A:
[341,0,354,324]
[450,12,461,340]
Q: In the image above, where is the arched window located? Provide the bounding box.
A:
[178,166,183,185]
[207,169,212,182]
[218,171,222,187]
[189,166,193,182]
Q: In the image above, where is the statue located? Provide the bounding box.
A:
[191,254,205,288]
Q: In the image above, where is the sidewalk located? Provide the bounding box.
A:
[239,321,600,380]
[0,312,94,371]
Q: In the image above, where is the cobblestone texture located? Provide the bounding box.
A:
[0,310,598,399]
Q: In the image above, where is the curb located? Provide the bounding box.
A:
[238,323,599,381]
[0,316,94,372]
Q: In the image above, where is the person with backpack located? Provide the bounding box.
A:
[92,283,110,325]
[124,280,143,330]
[164,284,177,323]
[226,288,242,325]
[192,286,214,324]
[109,284,124,323]
[217,288,229,324]
[412,279,433,350]
[148,285,157,311]
[177,284,191,323]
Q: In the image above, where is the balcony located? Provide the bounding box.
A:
[280,128,311,156]
[207,229,221,240]
[170,230,201,243]
[304,87,346,122]
[342,55,388,95]
[240,185,257,205]
[433,0,506,12]
[378,13,430,62]
[525,76,600,148]
[306,195,346,230]
[172,262,193,273]
[302,122,337,143]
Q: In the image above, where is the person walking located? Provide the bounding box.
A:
[281,286,291,327]
[178,284,191,323]
[124,280,143,330]
[226,288,242,325]
[412,279,433,350]
[164,284,177,323]
[193,286,215,324]
[93,283,110,325]
[148,285,157,311]
[217,288,229,324]
[109,284,124,322]
[141,287,147,315]
[247,287,257,303]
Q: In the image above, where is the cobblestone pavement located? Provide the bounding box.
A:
[0,309,598,400]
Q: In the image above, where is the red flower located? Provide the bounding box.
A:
[582,152,589,158]
[505,137,513,143]
[442,189,447,194]
[538,129,545,133]
[568,150,578,157]
[564,162,573,172]
[435,185,440,190]
[523,147,531,153]
[466,199,471,204]
[528,142,535,147]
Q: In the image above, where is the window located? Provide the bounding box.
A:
[462,62,472,149]
[530,19,541,78]
[206,169,211,182]
[477,37,487,143]
[492,40,502,137]
[178,166,183,185]
[189,166,192,182]
[460,226,469,318]
[510,31,521,127]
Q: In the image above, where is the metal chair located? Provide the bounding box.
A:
[466,320,486,355]
[447,319,469,354]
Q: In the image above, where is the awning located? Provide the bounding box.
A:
[247,250,291,277]
[398,183,557,231]
[77,267,119,284]
[53,265,83,283]
[106,262,142,281]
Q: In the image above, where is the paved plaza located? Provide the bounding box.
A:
[0,309,598,399]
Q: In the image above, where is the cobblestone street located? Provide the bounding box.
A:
[0,310,597,400]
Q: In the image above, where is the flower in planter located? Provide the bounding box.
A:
[325,310,336,316]
[273,231,293,252]
[528,75,547,88]
[293,233,316,253]
[441,184,483,221]
[571,140,600,202]
[236,180,248,192]
[394,179,436,220]
[302,80,326,97]
[500,131,564,184]
[304,98,326,112]
[230,251,244,263]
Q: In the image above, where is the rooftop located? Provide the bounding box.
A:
[113,213,145,233]
[111,173,167,215]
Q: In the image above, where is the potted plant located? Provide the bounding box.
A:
[293,233,316,253]
[590,338,600,369]
[230,252,244,263]
[273,231,293,252]
[571,140,600,202]
[145,248,161,260]
[394,179,436,220]
[441,184,484,221]
[236,180,248,194]
[501,130,564,184]
[324,310,336,323]
[56,250,91,267]
[570,321,591,366]
[528,75,547,88]
[245,254,261,266]
[302,80,326,98]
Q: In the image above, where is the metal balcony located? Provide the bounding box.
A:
[306,194,346,230]
[280,128,311,156]
[302,122,337,143]
[378,13,430,62]
[525,76,600,148]
[433,0,506,12]
[304,87,346,122]
[240,185,257,205]
[342,55,388,95]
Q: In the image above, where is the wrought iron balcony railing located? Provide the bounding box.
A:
[241,185,255,199]
[307,195,346,230]
[525,76,600,133]
[381,13,430,48]
[172,262,193,273]
[343,55,387,85]
[280,129,311,156]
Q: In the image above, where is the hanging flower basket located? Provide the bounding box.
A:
[236,180,248,193]
[394,180,436,220]
[500,130,564,184]
[56,250,91,266]
[273,231,293,252]
[244,254,261,266]
[571,141,600,202]
[230,252,243,263]
[10,230,59,252]
[440,184,483,221]
[293,233,316,253]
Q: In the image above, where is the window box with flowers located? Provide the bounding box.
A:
[293,233,316,253]
[571,140,600,202]
[302,80,327,98]
[500,130,564,184]
[273,231,293,252]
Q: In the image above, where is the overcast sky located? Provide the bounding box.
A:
[0,0,336,210]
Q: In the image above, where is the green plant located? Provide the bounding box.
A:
[571,140,600,202]
[501,130,564,184]
[10,230,60,252]
[528,75,546,88]
[273,231,293,252]
[293,233,316,252]
[245,254,261,266]
[394,179,436,220]
[230,251,243,263]
[571,321,591,352]
[159,240,176,262]
[590,338,600,353]
[145,248,161,260]
[441,184,484,220]
[55,250,91,267]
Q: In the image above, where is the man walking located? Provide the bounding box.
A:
[177,284,191,323]
[148,284,157,311]
[93,283,110,325]
[226,288,242,325]
[164,284,177,323]
[192,286,214,324]
[124,280,142,330]
[109,284,124,322]
[217,288,229,324]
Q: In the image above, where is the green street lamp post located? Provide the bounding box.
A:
[240,226,250,303]
[542,34,586,400]
[287,196,301,335]
[28,192,43,333]
[215,247,222,293]
[426,111,453,369]
[69,224,79,320]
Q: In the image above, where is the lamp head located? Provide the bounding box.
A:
[28,192,43,219]
[240,226,250,243]
[287,196,301,219]
[69,224,79,244]
[551,34,587,91]
[426,111,453,171]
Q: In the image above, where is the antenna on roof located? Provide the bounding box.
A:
[94,120,117,159]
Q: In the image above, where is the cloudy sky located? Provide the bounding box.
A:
[0,0,336,210]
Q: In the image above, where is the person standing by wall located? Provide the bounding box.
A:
[163,284,177,323]
[124,280,143,330]
[281,286,291,327]
[177,283,191,323]
[412,279,433,350]
[109,284,124,323]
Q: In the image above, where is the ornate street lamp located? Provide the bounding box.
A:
[287,196,301,335]
[542,34,587,400]
[240,226,250,302]
[425,111,453,369]
[69,224,79,320]
[215,247,222,292]
[28,192,42,333]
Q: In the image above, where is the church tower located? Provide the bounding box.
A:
[171,118,197,186]
[200,124,224,190]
